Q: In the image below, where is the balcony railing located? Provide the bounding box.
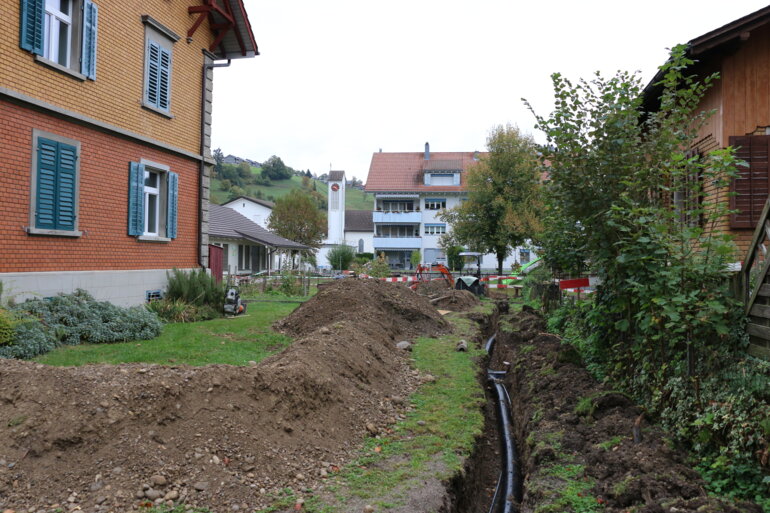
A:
[373,210,422,223]
[373,236,422,249]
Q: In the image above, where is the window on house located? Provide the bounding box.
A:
[519,249,531,264]
[20,0,98,79]
[424,198,446,210]
[142,17,179,115]
[358,239,364,253]
[424,248,446,263]
[29,130,81,236]
[128,161,178,239]
[729,135,770,229]
[238,244,251,271]
[424,224,446,235]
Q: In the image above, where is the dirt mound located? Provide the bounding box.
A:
[412,280,480,312]
[0,280,446,512]
[413,279,453,296]
[275,278,450,338]
[495,311,762,513]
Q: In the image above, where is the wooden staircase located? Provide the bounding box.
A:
[740,197,770,359]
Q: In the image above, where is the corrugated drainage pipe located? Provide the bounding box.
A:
[486,334,521,513]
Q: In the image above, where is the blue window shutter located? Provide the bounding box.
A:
[453,173,460,186]
[128,162,145,236]
[157,47,171,111]
[80,0,98,80]
[146,42,161,108]
[19,0,44,54]
[35,138,59,230]
[55,143,78,230]
[166,171,178,239]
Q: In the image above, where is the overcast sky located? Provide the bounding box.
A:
[211,1,770,181]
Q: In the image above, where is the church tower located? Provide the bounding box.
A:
[327,170,346,244]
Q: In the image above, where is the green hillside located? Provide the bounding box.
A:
[210,174,372,211]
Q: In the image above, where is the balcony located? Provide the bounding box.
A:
[373,236,422,249]
[373,210,422,224]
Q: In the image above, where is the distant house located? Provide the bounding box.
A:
[643,4,770,255]
[317,171,375,268]
[364,143,535,270]
[0,0,257,305]
[209,204,307,276]
[222,196,275,229]
[222,154,261,168]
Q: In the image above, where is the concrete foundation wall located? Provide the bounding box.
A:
[0,268,196,307]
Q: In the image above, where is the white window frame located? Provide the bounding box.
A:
[424,198,446,210]
[44,0,78,68]
[140,159,169,238]
[424,224,446,235]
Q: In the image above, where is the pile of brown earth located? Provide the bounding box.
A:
[412,280,480,312]
[493,308,762,513]
[0,279,449,512]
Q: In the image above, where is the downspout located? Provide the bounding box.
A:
[199,55,232,268]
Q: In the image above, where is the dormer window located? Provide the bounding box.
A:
[422,159,461,186]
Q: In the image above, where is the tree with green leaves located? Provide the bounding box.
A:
[439,124,540,274]
[213,148,224,178]
[268,189,326,250]
[261,155,292,180]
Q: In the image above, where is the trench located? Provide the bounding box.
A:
[448,309,525,513]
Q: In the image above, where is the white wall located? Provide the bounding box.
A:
[0,269,196,307]
[224,200,273,228]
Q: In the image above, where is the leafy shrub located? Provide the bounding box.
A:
[351,252,391,278]
[146,298,220,323]
[327,245,355,270]
[0,308,16,346]
[165,268,225,308]
[0,290,163,360]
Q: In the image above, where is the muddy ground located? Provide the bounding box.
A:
[493,307,763,513]
[0,279,452,512]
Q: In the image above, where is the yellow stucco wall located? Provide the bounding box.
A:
[2,0,215,155]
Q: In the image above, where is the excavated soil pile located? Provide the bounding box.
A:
[0,280,449,512]
[493,307,762,513]
[276,278,450,338]
[412,281,480,312]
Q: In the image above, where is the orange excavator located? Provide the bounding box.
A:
[412,263,454,289]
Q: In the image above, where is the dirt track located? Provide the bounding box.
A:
[0,280,451,512]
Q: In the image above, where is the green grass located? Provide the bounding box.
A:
[211,175,373,211]
[255,307,492,512]
[34,302,296,367]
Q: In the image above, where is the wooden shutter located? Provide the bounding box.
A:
[56,142,78,231]
[19,0,44,55]
[166,171,178,238]
[35,138,78,231]
[730,135,770,229]
[35,138,60,230]
[157,47,171,111]
[146,42,161,108]
[128,162,145,236]
[80,0,98,80]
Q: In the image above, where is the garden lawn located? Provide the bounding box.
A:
[34,302,296,367]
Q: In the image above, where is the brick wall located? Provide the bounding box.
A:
[0,100,199,272]
[1,0,214,156]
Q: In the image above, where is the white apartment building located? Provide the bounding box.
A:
[363,143,535,271]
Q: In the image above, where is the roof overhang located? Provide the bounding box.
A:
[188,0,258,59]
[642,5,770,112]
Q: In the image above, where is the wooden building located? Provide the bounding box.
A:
[642,5,770,357]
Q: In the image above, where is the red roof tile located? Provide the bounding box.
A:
[364,151,486,193]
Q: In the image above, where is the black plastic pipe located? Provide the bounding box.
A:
[486,333,521,513]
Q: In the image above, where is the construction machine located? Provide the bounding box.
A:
[413,263,454,289]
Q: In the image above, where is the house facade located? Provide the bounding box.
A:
[643,5,770,256]
[209,204,307,276]
[0,0,257,305]
[364,143,534,271]
[221,195,274,229]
